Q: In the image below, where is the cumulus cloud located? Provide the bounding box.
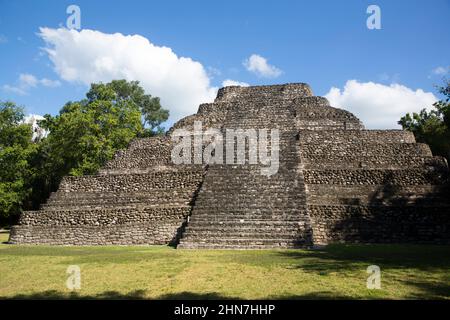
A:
[19,73,39,87]
[2,73,61,95]
[325,80,437,129]
[38,27,218,122]
[39,78,61,87]
[243,54,282,78]
[2,84,27,95]
[432,66,449,76]
[222,79,250,87]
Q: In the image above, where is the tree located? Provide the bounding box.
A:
[87,80,169,136]
[0,80,168,222]
[399,79,450,161]
[0,101,37,223]
[30,80,168,207]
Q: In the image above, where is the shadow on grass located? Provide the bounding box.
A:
[3,289,148,300]
[2,290,357,300]
[404,280,450,299]
[276,244,450,299]
[1,232,9,244]
[279,244,450,272]
[2,290,240,300]
[156,292,240,300]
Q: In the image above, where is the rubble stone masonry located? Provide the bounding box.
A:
[9,83,450,247]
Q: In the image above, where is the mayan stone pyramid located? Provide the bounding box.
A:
[9,83,450,248]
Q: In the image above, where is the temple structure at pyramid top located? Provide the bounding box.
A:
[215,82,314,101]
[9,83,450,248]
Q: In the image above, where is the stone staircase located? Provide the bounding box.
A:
[178,97,314,249]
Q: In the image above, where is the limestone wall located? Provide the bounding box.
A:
[101,137,173,171]
[59,170,203,192]
[9,224,183,245]
[299,115,450,245]
[9,137,205,244]
[298,130,416,144]
[304,168,447,185]
[309,205,450,244]
[307,184,450,206]
[215,83,313,103]
[18,206,190,226]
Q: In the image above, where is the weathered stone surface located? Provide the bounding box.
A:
[8,83,450,247]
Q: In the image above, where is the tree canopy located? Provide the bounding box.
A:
[0,80,168,224]
[0,101,37,221]
[38,80,168,176]
[398,79,450,161]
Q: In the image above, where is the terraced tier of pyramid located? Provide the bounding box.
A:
[9,83,450,248]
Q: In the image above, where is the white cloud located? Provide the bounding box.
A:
[2,73,61,95]
[432,66,449,75]
[38,27,218,122]
[243,54,282,78]
[23,114,45,123]
[23,114,48,141]
[325,80,438,129]
[19,73,38,87]
[39,78,61,87]
[2,84,27,95]
[222,79,249,87]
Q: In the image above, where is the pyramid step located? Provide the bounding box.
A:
[178,238,311,248]
[185,223,307,230]
[189,212,308,218]
[36,204,191,212]
[48,189,194,200]
[191,209,306,215]
[42,200,192,210]
[184,221,306,228]
[181,232,305,240]
[177,243,309,249]
[186,220,306,225]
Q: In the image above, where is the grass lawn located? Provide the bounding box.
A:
[0,231,449,299]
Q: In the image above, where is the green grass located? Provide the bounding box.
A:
[0,231,449,299]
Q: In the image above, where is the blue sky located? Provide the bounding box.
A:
[0,0,449,128]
